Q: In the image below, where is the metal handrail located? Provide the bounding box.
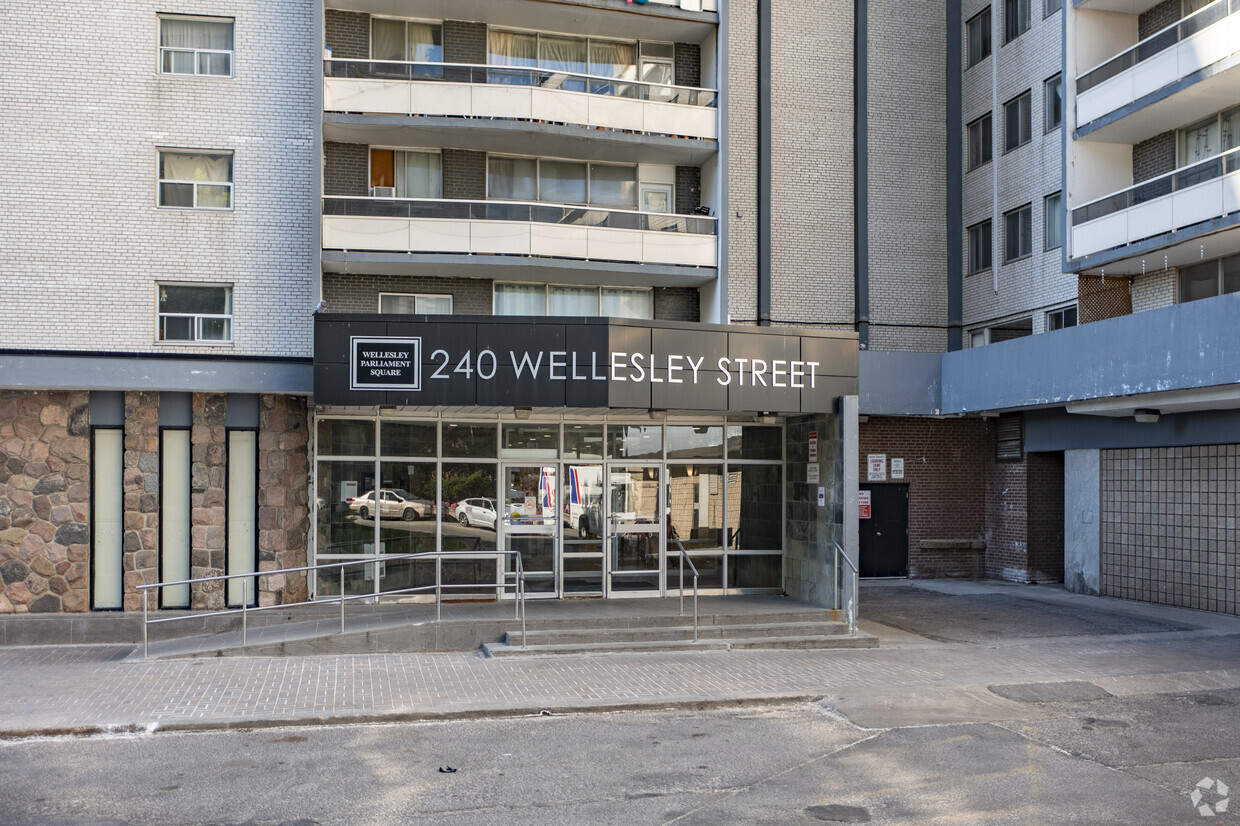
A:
[322,196,718,236]
[1071,145,1240,226]
[670,538,699,642]
[323,59,718,107]
[137,550,526,658]
[832,540,859,637]
[1077,0,1239,94]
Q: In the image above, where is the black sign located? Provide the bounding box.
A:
[316,316,858,414]
[351,337,421,390]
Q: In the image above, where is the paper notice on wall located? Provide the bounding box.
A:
[867,454,886,482]
[807,463,820,484]
[891,458,904,479]
[817,487,826,507]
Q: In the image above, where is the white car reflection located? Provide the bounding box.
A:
[456,498,498,530]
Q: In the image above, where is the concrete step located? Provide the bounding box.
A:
[482,632,877,658]
[505,621,854,646]
[516,608,841,631]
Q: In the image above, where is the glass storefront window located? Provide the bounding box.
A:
[667,465,724,551]
[441,462,498,553]
[563,424,603,459]
[667,426,724,460]
[607,424,662,460]
[380,421,436,457]
[443,423,497,458]
[318,419,374,457]
[316,460,377,559]
[727,426,783,460]
[501,424,559,460]
[727,465,783,551]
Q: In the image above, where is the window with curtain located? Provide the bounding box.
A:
[158,283,233,342]
[968,114,992,170]
[1004,204,1032,262]
[379,293,452,314]
[1003,91,1031,152]
[539,160,588,204]
[1043,75,1062,132]
[488,156,538,200]
[589,164,638,208]
[396,151,441,198]
[494,284,546,315]
[495,285,652,318]
[967,8,991,68]
[968,220,992,273]
[1044,192,1063,250]
[372,19,442,62]
[160,16,233,77]
[489,31,665,95]
[589,40,638,95]
[158,150,233,209]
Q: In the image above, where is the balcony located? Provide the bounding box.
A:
[1075,0,1240,133]
[321,196,718,283]
[323,61,718,148]
[1070,146,1240,260]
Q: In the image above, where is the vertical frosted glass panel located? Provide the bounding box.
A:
[227,431,258,606]
[92,430,124,609]
[160,430,191,608]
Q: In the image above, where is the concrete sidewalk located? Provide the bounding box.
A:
[3,580,1240,737]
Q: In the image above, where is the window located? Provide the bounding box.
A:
[379,293,452,314]
[968,221,992,274]
[969,329,987,348]
[494,284,653,319]
[160,16,233,77]
[1044,191,1063,250]
[1004,204,1032,262]
[1044,75,1062,132]
[1004,92,1032,151]
[967,9,992,68]
[1178,106,1240,166]
[1047,306,1077,330]
[158,284,233,343]
[990,317,1033,342]
[488,156,638,208]
[369,149,441,198]
[158,150,232,209]
[371,18,442,62]
[1004,0,1030,42]
[995,414,1023,461]
[1045,0,1062,16]
[968,114,993,170]
[488,31,669,95]
[1179,254,1240,302]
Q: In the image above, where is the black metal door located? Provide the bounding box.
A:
[859,484,908,577]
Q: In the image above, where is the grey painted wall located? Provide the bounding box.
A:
[1026,407,1240,453]
[942,293,1240,413]
[1063,448,1100,595]
[0,354,312,396]
[859,351,943,415]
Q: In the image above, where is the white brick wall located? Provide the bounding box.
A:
[0,1,317,359]
[727,0,759,325]
[960,0,1070,338]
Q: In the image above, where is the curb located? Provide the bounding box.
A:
[0,693,826,740]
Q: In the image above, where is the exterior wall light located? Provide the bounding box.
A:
[1134,409,1160,423]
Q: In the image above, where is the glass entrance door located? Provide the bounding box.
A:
[606,464,663,596]
[499,465,558,596]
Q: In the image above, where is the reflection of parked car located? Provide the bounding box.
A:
[348,489,434,521]
[456,498,497,530]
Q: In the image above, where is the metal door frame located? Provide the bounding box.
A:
[498,464,560,598]
[604,462,665,598]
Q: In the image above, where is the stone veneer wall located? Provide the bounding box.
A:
[0,391,91,613]
[122,392,159,611]
[257,395,310,606]
[191,395,228,611]
[784,414,845,606]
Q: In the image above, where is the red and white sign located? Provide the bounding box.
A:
[808,431,818,462]
[867,454,886,482]
[858,490,872,519]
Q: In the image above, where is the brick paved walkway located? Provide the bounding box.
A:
[3,584,1240,735]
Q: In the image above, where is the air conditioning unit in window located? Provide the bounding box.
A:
[370,186,396,198]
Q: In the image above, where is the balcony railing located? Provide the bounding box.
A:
[323,196,718,235]
[1077,0,1239,94]
[325,60,717,107]
[1072,146,1240,226]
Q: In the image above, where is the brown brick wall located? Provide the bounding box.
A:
[443,149,486,200]
[325,10,369,60]
[444,20,486,64]
[654,287,700,322]
[858,417,990,578]
[1027,451,1065,583]
[1133,131,1176,185]
[674,42,702,88]
[324,142,368,197]
[323,273,494,315]
[985,453,1028,580]
[1138,0,1179,39]
[675,166,702,215]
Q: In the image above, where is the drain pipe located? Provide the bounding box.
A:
[757,0,771,326]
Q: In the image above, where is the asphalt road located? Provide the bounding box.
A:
[2,690,1237,825]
